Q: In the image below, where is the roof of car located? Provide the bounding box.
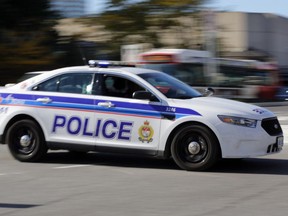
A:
[8,64,161,91]
[48,65,160,75]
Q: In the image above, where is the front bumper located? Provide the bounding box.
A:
[217,118,283,158]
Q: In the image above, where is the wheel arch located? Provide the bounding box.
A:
[163,121,222,159]
[2,114,45,144]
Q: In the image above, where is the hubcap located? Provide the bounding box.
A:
[188,141,201,154]
[20,135,31,147]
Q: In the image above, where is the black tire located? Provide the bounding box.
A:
[171,124,221,171]
[6,119,47,162]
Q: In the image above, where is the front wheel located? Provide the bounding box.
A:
[171,124,221,171]
[6,119,47,162]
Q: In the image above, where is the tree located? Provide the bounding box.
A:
[0,0,61,84]
[91,0,209,54]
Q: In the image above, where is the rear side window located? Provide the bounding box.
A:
[33,73,94,94]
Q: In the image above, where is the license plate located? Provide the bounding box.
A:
[277,136,284,150]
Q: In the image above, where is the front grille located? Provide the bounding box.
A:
[261,118,283,136]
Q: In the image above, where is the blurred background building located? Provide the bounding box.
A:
[56,11,288,68]
[47,1,288,68]
[217,12,288,67]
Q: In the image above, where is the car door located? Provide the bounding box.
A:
[92,73,163,155]
[31,72,96,148]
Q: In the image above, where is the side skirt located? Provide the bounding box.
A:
[47,142,165,158]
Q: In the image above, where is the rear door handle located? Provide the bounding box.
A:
[36,97,52,103]
[97,101,115,108]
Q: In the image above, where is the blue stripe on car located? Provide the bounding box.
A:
[0,93,202,119]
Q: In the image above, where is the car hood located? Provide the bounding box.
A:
[169,96,276,120]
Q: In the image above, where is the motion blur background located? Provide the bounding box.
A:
[0,0,288,101]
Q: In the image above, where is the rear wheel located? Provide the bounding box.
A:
[6,119,47,162]
[171,124,221,171]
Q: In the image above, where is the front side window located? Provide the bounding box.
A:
[33,73,94,94]
[99,75,145,98]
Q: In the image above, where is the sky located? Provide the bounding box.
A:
[205,0,288,18]
[86,0,288,18]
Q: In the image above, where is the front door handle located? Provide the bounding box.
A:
[162,113,175,120]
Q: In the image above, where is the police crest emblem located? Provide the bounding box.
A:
[138,121,154,143]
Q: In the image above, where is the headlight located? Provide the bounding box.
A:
[218,115,257,128]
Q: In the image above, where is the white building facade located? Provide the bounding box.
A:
[217,12,288,67]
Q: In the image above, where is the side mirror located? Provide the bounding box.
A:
[32,86,39,91]
[203,87,215,97]
[133,91,158,101]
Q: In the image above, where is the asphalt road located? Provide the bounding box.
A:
[0,105,288,216]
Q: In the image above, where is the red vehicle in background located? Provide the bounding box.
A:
[138,49,280,101]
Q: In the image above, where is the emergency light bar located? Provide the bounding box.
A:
[88,60,135,68]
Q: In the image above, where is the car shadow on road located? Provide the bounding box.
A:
[43,151,180,170]
[211,158,288,175]
[43,151,288,175]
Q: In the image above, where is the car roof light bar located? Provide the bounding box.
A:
[88,60,135,68]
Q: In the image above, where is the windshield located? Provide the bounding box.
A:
[140,63,206,86]
[139,73,202,99]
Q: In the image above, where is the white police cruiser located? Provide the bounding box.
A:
[0,61,284,171]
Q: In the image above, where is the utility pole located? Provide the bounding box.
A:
[203,10,217,86]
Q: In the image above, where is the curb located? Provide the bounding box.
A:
[252,101,288,107]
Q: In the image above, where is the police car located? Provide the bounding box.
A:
[0,61,284,171]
